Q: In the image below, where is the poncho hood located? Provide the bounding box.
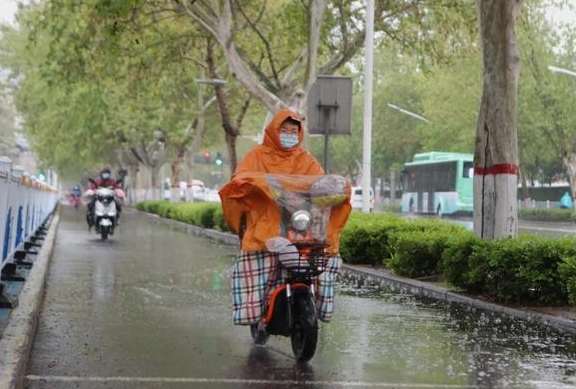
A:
[234,109,322,175]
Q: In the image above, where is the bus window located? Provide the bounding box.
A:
[400,170,408,190]
[463,161,474,178]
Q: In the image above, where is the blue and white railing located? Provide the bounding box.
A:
[0,156,59,277]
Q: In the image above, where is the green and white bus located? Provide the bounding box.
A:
[400,152,474,216]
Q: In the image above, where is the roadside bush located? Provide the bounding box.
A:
[441,233,484,292]
[156,201,176,219]
[379,204,401,213]
[136,200,165,214]
[386,230,448,278]
[339,213,405,265]
[386,223,471,278]
[136,200,224,230]
[519,207,574,222]
[214,206,230,232]
[559,254,576,306]
[467,235,573,305]
[198,203,218,229]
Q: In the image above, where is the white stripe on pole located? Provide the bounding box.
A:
[362,0,374,213]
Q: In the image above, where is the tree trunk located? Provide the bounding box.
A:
[206,39,243,175]
[225,131,238,177]
[170,146,186,185]
[473,0,523,239]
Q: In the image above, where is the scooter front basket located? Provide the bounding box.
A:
[277,244,327,277]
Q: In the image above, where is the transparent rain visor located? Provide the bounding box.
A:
[265,173,348,243]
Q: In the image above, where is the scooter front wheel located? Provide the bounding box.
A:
[291,293,318,362]
[250,323,270,345]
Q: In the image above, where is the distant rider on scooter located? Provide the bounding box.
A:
[86,168,122,229]
[219,109,352,327]
[69,185,82,207]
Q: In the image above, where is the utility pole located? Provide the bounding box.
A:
[361,0,374,213]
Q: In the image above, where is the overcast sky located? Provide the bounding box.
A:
[0,0,18,26]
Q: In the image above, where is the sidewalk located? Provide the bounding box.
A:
[0,209,59,389]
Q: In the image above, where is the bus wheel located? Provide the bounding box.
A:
[436,204,443,218]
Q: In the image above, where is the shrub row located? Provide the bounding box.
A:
[518,207,575,222]
[385,205,576,222]
[136,200,576,307]
[342,212,576,307]
[136,200,229,231]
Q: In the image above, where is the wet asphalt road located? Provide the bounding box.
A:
[23,206,576,389]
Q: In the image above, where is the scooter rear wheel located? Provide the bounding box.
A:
[290,294,318,362]
[250,323,269,345]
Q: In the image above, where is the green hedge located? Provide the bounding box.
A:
[339,213,402,266]
[137,200,226,230]
[136,200,576,307]
[518,207,574,222]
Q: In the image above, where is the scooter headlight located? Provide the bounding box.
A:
[291,210,311,232]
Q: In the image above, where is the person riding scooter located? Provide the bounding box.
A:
[69,185,82,208]
[219,109,351,327]
[86,168,122,229]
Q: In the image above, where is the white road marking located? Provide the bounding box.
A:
[26,375,475,388]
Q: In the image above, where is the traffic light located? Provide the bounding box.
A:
[203,151,211,164]
[215,152,223,166]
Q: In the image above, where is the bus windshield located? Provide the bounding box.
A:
[401,152,473,215]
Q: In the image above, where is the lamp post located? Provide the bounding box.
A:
[548,65,576,78]
[387,103,430,123]
[361,0,374,213]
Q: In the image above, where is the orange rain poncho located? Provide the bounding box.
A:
[219,109,351,255]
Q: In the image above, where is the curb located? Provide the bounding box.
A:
[147,213,576,335]
[0,207,61,389]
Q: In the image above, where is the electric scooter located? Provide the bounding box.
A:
[86,178,124,241]
[247,173,348,362]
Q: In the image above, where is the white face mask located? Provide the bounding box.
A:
[280,133,298,149]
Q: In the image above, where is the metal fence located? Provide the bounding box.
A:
[0,157,59,285]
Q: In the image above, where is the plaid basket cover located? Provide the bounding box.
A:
[231,251,342,325]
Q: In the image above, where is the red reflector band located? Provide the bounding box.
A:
[474,163,518,175]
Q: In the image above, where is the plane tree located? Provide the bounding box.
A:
[0,1,224,187]
[517,1,576,208]
[0,8,120,179]
[0,95,17,159]
[78,0,478,172]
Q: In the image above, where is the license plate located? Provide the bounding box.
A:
[100,219,112,227]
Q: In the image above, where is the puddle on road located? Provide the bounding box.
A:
[331,275,576,388]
